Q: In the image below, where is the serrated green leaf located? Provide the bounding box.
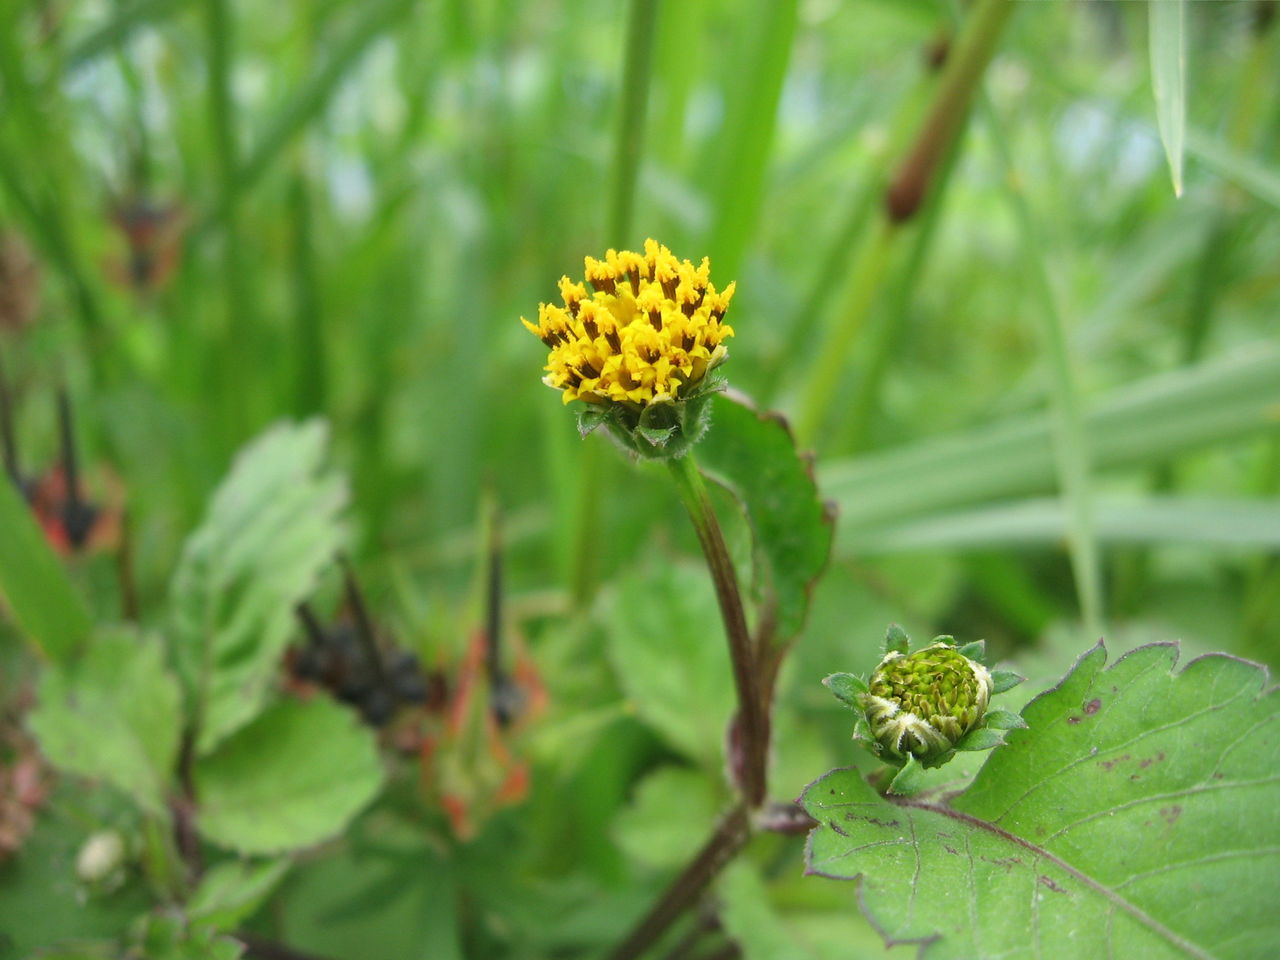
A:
[0,472,92,663]
[991,669,1025,694]
[170,420,346,754]
[602,558,733,767]
[188,858,291,932]
[887,755,926,796]
[29,627,181,814]
[192,697,383,855]
[697,393,833,645]
[822,672,867,710]
[803,642,1279,959]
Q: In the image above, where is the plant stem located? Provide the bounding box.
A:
[607,804,750,960]
[667,452,766,807]
[608,0,658,247]
[980,95,1104,639]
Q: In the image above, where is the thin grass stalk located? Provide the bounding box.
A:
[980,95,1104,639]
[67,0,194,72]
[203,0,252,441]
[794,221,896,446]
[833,119,967,454]
[794,0,1014,447]
[562,0,660,607]
[608,0,659,246]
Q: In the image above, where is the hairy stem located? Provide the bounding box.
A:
[667,452,767,807]
[608,804,751,960]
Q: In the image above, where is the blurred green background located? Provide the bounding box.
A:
[1,0,1278,957]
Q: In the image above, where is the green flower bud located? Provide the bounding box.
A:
[860,642,993,767]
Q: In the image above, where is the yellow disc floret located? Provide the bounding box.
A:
[521,239,736,406]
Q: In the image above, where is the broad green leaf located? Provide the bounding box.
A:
[192,697,383,855]
[802,643,1279,959]
[720,862,815,960]
[170,420,346,754]
[0,473,91,663]
[134,913,245,960]
[1149,0,1187,197]
[0,786,151,960]
[612,766,723,870]
[29,627,181,814]
[188,858,291,932]
[277,836,462,960]
[698,393,834,645]
[602,558,734,767]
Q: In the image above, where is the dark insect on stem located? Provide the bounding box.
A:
[486,509,524,728]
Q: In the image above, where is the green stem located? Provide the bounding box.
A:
[608,0,659,246]
[667,452,766,807]
[794,220,897,447]
[884,0,1015,222]
[980,96,1104,639]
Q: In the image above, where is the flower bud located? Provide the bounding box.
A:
[861,642,993,766]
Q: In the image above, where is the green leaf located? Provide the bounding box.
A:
[188,858,291,932]
[990,669,1024,694]
[1149,0,1187,197]
[822,346,1280,539]
[720,861,815,960]
[803,642,1279,958]
[29,627,181,814]
[698,393,834,645]
[886,755,926,796]
[192,697,383,855]
[0,473,92,663]
[953,727,1006,752]
[822,672,867,710]
[134,913,245,960]
[602,558,734,767]
[1185,127,1280,212]
[884,623,910,656]
[982,708,1027,731]
[957,640,986,662]
[170,420,346,754]
[851,496,1280,553]
[612,766,723,870]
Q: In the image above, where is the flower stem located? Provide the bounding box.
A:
[667,452,766,807]
[607,803,750,960]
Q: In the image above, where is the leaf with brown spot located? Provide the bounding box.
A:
[802,642,1279,959]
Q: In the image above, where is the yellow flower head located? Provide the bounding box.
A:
[521,239,736,407]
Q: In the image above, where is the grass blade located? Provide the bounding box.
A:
[848,497,1280,553]
[822,345,1280,531]
[1149,0,1187,197]
[982,96,1104,637]
[1185,127,1280,211]
[608,0,659,246]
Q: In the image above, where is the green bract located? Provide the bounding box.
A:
[823,625,1025,793]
